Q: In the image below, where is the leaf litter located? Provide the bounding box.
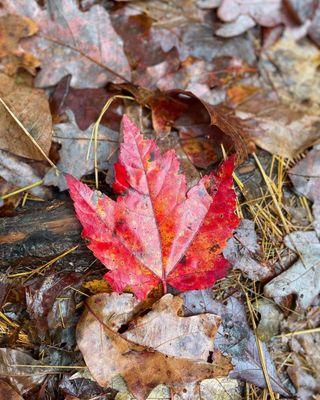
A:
[0,0,319,399]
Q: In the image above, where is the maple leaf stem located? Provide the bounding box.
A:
[162,280,167,294]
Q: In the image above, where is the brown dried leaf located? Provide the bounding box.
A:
[0,73,52,160]
[122,295,220,361]
[77,293,232,399]
[0,13,40,76]
[0,380,23,400]
[260,37,320,113]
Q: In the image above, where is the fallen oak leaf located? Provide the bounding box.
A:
[77,293,232,399]
[0,13,40,76]
[67,115,239,300]
[2,0,131,88]
[264,231,320,309]
[122,294,220,360]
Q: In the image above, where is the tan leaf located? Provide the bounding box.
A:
[0,14,40,76]
[0,73,52,160]
[77,293,232,400]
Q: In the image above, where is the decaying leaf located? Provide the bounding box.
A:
[289,144,320,235]
[223,219,274,281]
[183,289,290,396]
[0,13,40,76]
[122,294,220,360]
[44,110,119,190]
[0,380,23,400]
[264,231,320,309]
[200,378,243,400]
[67,115,239,300]
[260,36,320,113]
[2,0,131,87]
[59,374,117,399]
[77,293,232,399]
[283,307,320,400]
[254,299,282,341]
[234,89,320,159]
[0,73,52,160]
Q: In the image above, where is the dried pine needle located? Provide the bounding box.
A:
[87,94,134,188]
[1,179,43,201]
[8,245,79,278]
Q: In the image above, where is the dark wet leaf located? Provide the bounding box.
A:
[0,348,48,394]
[50,75,123,130]
[26,271,82,333]
[59,375,117,399]
[112,84,252,167]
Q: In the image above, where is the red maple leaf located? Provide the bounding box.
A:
[67,116,239,299]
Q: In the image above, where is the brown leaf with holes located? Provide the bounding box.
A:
[0,73,52,160]
[0,13,40,76]
[77,293,232,400]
